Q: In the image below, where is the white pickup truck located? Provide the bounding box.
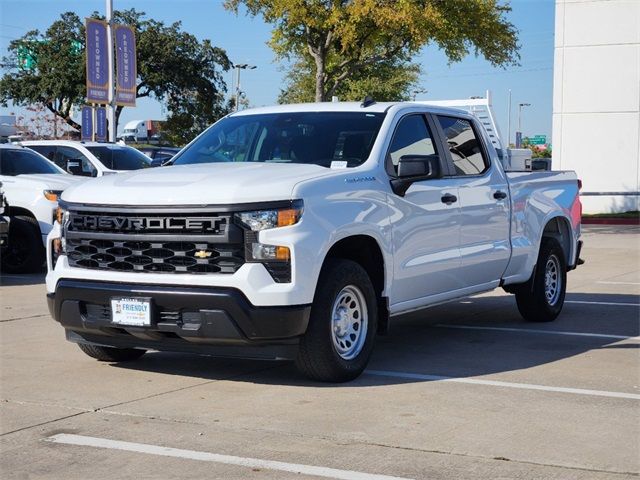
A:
[46,101,583,382]
[0,144,85,273]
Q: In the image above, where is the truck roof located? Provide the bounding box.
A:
[230,101,469,117]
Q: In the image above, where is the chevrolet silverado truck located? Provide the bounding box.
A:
[0,144,85,273]
[46,101,582,382]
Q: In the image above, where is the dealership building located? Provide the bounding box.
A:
[553,0,639,213]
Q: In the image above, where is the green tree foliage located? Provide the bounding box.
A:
[225,0,520,102]
[278,55,421,103]
[0,9,231,142]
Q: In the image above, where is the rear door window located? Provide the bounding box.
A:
[436,116,489,176]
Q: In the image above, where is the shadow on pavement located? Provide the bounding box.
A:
[110,291,639,387]
[0,271,46,286]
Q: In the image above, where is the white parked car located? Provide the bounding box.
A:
[47,102,583,381]
[0,144,86,272]
[21,140,151,177]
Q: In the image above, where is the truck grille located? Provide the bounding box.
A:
[64,208,245,275]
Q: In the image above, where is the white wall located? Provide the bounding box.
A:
[553,0,640,213]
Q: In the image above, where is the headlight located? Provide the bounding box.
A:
[54,207,69,254]
[44,190,63,202]
[235,201,302,284]
[235,201,303,231]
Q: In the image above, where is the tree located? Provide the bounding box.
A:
[278,55,421,103]
[225,0,519,102]
[0,9,231,141]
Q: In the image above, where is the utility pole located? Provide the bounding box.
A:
[106,0,116,142]
[506,89,512,148]
[516,102,530,148]
[233,63,256,112]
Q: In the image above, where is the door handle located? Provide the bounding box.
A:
[493,190,508,200]
[441,193,458,205]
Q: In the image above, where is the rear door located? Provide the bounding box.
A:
[433,114,510,289]
[387,113,463,311]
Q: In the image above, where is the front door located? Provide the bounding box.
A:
[386,114,463,313]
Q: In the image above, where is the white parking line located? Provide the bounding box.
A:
[566,300,640,307]
[46,434,414,480]
[597,281,640,286]
[365,371,640,400]
[434,324,639,341]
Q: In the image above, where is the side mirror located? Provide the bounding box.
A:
[390,154,442,196]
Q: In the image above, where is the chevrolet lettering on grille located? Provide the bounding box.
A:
[70,215,224,233]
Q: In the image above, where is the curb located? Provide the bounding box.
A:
[582,217,639,225]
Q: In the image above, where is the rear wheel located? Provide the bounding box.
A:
[296,259,377,382]
[1,215,44,273]
[77,343,146,362]
[515,237,567,322]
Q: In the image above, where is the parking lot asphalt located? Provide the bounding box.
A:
[1,225,639,480]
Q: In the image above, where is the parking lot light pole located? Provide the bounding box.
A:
[516,102,531,148]
[233,63,256,112]
[106,0,116,143]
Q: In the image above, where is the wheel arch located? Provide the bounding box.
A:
[321,234,390,334]
[541,215,573,267]
[4,206,41,233]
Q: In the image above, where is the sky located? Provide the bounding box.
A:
[0,0,555,142]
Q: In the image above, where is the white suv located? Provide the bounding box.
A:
[21,141,151,177]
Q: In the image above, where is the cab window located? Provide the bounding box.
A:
[0,149,62,176]
[55,146,96,177]
[436,116,489,176]
[387,115,437,175]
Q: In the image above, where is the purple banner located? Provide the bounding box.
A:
[95,107,107,141]
[85,18,109,103]
[81,106,94,141]
[114,24,137,106]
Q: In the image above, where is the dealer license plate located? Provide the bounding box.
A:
[111,298,151,326]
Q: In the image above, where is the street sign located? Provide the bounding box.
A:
[525,135,547,145]
[114,24,137,107]
[85,18,109,103]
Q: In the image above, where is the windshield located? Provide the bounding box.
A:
[0,148,63,176]
[172,112,386,168]
[86,146,151,170]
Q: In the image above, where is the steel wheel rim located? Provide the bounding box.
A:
[330,285,368,360]
[544,254,561,306]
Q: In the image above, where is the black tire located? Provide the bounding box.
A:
[1,215,44,273]
[295,259,378,382]
[516,237,567,322]
[77,343,146,362]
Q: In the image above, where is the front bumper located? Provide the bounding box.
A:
[49,279,311,360]
[0,216,9,248]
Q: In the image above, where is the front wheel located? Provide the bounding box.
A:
[296,259,378,382]
[77,343,146,362]
[1,215,44,273]
[516,237,567,322]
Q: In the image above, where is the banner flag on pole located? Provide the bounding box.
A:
[81,106,94,141]
[95,107,107,141]
[114,24,137,106]
[85,18,109,103]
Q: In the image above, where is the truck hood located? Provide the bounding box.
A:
[61,162,335,205]
[9,174,87,191]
